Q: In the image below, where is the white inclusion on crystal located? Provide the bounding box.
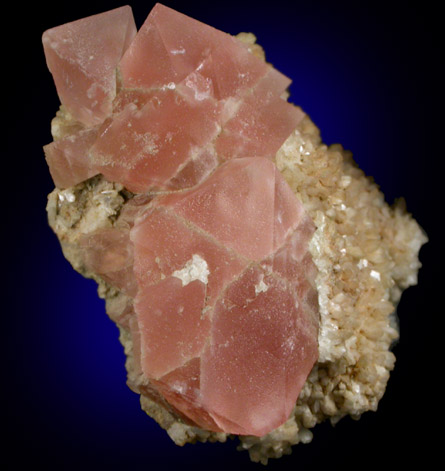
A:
[357,258,369,269]
[87,83,100,99]
[172,381,187,394]
[370,270,381,281]
[254,276,269,295]
[282,336,295,352]
[162,82,176,90]
[171,47,186,55]
[185,76,211,101]
[172,254,210,287]
[134,132,159,156]
[201,306,212,319]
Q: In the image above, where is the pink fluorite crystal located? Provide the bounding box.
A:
[43,3,319,437]
[42,6,136,127]
[43,3,303,192]
[90,88,221,192]
[130,158,318,435]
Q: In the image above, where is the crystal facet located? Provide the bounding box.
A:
[42,6,137,127]
[43,3,304,192]
[42,3,318,438]
[130,158,318,435]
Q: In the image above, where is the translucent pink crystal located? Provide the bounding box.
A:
[79,228,136,297]
[43,127,98,188]
[42,3,304,191]
[130,158,318,436]
[42,6,136,126]
[42,3,320,438]
[119,3,270,96]
[90,88,221,193]
[201,264,317,435]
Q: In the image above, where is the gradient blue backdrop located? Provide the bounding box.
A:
[5,1,439,469]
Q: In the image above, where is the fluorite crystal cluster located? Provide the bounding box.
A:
[43,4,303,193]
[42,3,318,437]
[43,2,426,463]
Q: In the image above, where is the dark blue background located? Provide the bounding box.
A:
[4,1,440,469]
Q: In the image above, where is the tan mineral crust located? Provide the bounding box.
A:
[44,4,426,464]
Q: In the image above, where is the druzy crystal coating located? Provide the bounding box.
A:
[42,3,319,436]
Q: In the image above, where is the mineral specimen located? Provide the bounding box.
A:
[130,157,319,435]
[42,2,427,463]
[43,3,303,193]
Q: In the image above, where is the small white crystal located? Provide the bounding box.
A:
[255,278,269,295]
[357,258,369,269]
[172,254,210,286]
